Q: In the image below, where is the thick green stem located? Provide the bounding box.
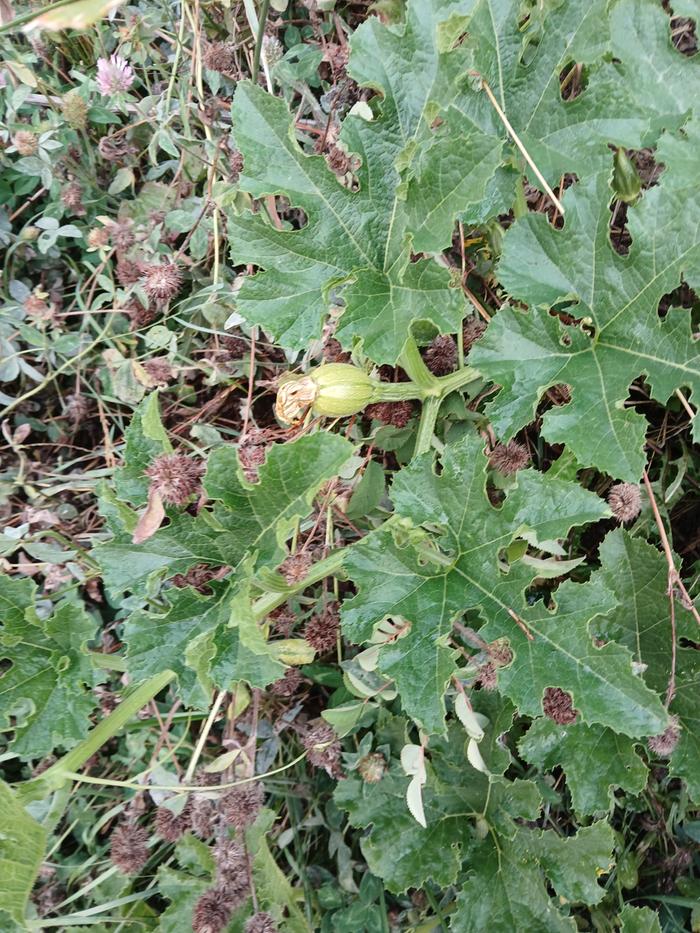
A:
[252,0,271,79]
[400,337,440,392]
[413,395,442,457]
[252,548,346,621]
[17,670,176,802]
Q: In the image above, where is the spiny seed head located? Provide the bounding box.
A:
[542,687,578,725]
[304,603,340,654]
[192,887,234,933]
[146,453,204,506]
[488,440,530,475]
[111,220,135,251]
[99,133,135,162]
[142,262,183,304]
[129,300,157,330]
[13,129,38,156]
[213,840,250,899]
[424,334,457,375]
[262,34,284,67]
[608,482,642,523]
[270,667,303,696]
[203,40,236,75]
[228,149,244,182]
[110,821,149,874]
[462,315,487,352]
[116,257,145,286]
[365,400,414,428]
[303,722,343,778]
[62,91,88,129]
[142,357,173,386]
[357,752,387,784]
[279,551,313,585]
[246,912,279,933]
[268,605,296,636]
[476,661,497,690]
[190,798,216,839]
[219,782,264,830]
[155,804,190,842]
[213,839,246,875]
[87,227,110,249]
[648,715,680,756]
[61,181,85,215]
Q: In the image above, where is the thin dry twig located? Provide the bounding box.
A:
[642,469,700,706]
[477,77,565,216]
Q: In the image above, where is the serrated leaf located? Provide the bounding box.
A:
[341,433,624,733]
[479,573,668,737]
[0,578,100,758]
[618,903,662,933]
[405,0,670,250]
[535,820,614,905]
[472,129,700,480]
[518,718,648,816]
[0,781,46,927]
[96,432,353,596]
[597,529,695,694]
[228,0,483,364]
[335,697,518,892]
[668,656,700,801]
[451,841,576,933]
[113,391,171,507]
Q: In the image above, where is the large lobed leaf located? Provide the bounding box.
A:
[472,123,700,480]
[228,0,485,363]
[0,576,101,759]
[341,433,666,736]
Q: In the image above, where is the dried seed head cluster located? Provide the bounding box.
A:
[279,551,313,585]
[155,804,190,842]
[228,149,244,182]
[303,602,340,654]
[365,400,414,428]
[142,262,183,304]
[190,796,217,839]
[219,781,264,830]
[238,429,269,482]
[357,752,387,784]
[476,661,498,691]
[270,667,303,696]
[221,334,248,358]
[62,91,88,129]
[648,715,681,756]
[99,133,136,162]
[542,687,578,725]
[13,129,38,156]
[262,34,284,67]
[61,181,85,216]
[488,440,530,475]
[110,821,149,874]
[192,887,234,933]
[268,605,296,636]
[171,563,221,593]
[142,357,173,386]
[462,315,487,352]
[116,256,145,286]
[424,334,457,375]
[608,482,642,523]
[214,839,250,902]
[203,40,236,75]
[246,913,279,933]
[146,453,204,506]
[303,722,343,778]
